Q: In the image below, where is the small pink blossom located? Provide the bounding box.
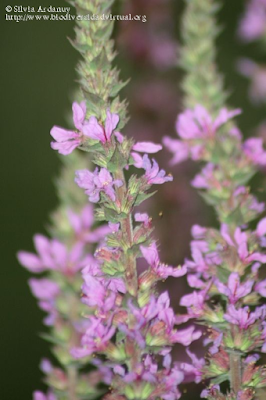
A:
[172,326,202,346]
[82,109,119,143]
[243,138,266,166]
[134,212,150,227]
[132,141,162,153]
[71,317,116,358]
[238,0,266,42]
[67,205,110,243]
[163,105,241,165]
[224,305,258,329]
[75,168,123,203]
[142,154,173,184]
[18,235,87,275]
[29,278,60,300]
[180,291,206,318]
[33,391,57,400]
[140,242,187,279]
[215,272,254,304]
[255,279,266,297]
[180,349,205,383]
[50,101,87,155]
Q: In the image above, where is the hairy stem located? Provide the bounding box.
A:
[229,352,242,394]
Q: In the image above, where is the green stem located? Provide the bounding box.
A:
[229,351,242,395]
[115,169,138,297]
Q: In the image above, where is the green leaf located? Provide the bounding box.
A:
[40,333,65,346]
[211,373,229,385]
[134,191,157,206]
[82,88,105,111]
[107,145,127,173]
[109,79,130,98]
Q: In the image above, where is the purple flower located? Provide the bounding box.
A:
[224,305,258,329]
[215,272,254,304]
[209,333,223,355]
[179,106,240,140]
[133,154,173,185]
[255,279,266,297]
[221,224,266,265]
[256,217,266,237]
[29,278,60,300]
[50,101,87,155]
[71,317,116,358]
[75,168,123,203]
[180,349,205,383]
[134,212,150,227]
[33,391,56,400]
[238,0,266,42]
[82,109,119,143]
[191,163,215,189]
[18,235,87,275]
[132,141,162,153]
[201,385,220,399]
[140,242,187,279]
[243,138,266,166]
[180,291,205,317]
[67,205,110,243]
[162,137,189,165]
[163,105,241,165]
[172,326,202,346]
[237,58,266,104]
[187,274,205,289]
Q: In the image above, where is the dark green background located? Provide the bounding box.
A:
[1,0,265,398]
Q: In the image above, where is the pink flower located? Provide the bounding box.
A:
[238,0,266,42]
[33,391,56,400]
[243,138,266,166]
[237,58,266,104]
[75,168,123,203]
[256,217,266,237]
[180,291,206,317]
[142,154,173,185]
[18,235,87,274]
[172,326,202,346]
[67,205,110,242]
[215,272,254,304]
[191,163,215,189]
[82,109,119,143]
[208,333,223,355]
[50,101,87,155]
[140,242,187,279]
[162,137,189,165]
[163,105,241,165]
[255,279,266,297]
[132,142,162,153]
[224,305,258,329]
[29,278,60,300]
[71,317,116,358]
[201,385,220,399]
[134,212,150,227]
[180,349,205,383]
[221,224,266,265]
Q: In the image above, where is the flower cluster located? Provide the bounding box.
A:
[164,103,266,398]
[164,105,266,224]
[48,100,202,399]
[237,58,266,105]
[18,205,111,398]
[238,0,266,43]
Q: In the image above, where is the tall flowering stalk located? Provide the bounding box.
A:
[18,0,202,399]
[164,0,266,399]
[18,0,128,398]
